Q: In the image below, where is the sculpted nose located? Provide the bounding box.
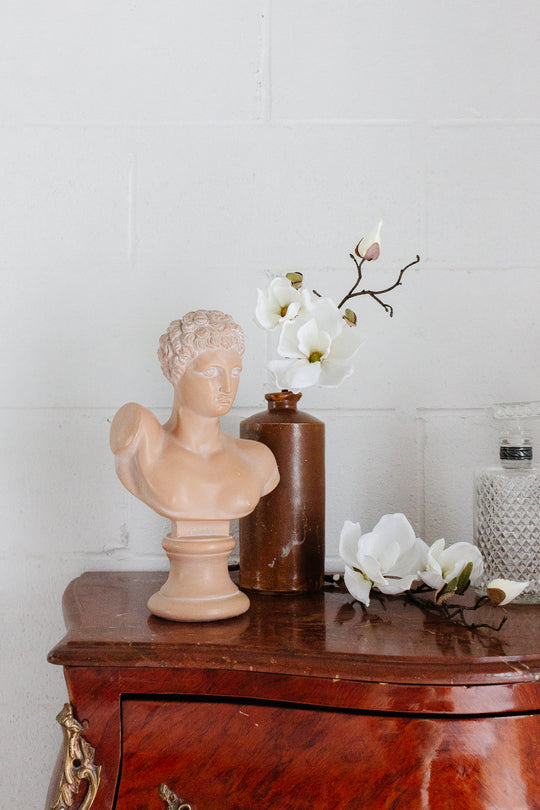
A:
[219,369,233,393]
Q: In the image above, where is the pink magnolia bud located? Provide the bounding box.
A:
[364,242,380,261]
[355,219,383,261]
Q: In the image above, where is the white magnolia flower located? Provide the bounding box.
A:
[339,514,428,606]
[268,291,363,390]
[486,578,529,606]
[355,219,383,261]
[343,566,373,606]
[255,277,303,330]
[419,539,483,591]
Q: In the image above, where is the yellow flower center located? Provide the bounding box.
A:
[280,305,289,317]
[308,351,323,363]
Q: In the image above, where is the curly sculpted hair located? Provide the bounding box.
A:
[158,310,245,385]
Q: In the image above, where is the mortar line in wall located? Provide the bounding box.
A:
[326,555,345,571]
[269,118,540,128]
[416,407,488,417]
[18,551,168,562]
[0,119,414,129]
[416,412,427,538]
[419,118,429,266]
[259,0,272,121]
[0,119,404,129]
[17,551,347,569]
[4,118,540,130]
[0,405,488,415]
[428,118,540,128]
[127,152,137,269]
[413,264,540,272]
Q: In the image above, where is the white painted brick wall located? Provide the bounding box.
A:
[2,2,540,804]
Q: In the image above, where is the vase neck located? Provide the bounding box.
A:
[265,391,302,411]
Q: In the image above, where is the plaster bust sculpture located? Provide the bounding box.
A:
[110,310,279,622]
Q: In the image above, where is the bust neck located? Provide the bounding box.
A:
[165,400,221,455]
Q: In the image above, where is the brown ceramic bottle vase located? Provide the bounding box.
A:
[239,391,325,593]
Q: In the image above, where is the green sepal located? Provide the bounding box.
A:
[343,308,357,326]
[435,576,459,604]
[455,561,473,595]
[286,272,303,289]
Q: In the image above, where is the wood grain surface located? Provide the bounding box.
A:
[46,571,540,809]
[49,571,540,687]
[116,698,540,810]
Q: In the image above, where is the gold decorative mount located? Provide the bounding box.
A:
[49,703,101,810]
[159,783,193,810]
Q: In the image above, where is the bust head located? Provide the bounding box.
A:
[158,310,245,387]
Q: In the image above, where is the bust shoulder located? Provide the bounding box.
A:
[110,403,162,457]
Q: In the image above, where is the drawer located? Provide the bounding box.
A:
[115,697,540,809]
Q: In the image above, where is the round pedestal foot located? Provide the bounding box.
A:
[148,588,250,622]
[148,532,250,622]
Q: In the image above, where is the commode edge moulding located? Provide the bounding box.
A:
[110,310,279,621]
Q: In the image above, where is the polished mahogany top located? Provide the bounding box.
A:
[48,571,540,691]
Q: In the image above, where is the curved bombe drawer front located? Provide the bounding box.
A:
[115,697,540,810]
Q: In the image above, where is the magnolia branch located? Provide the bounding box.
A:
[337,254,421,317]
[326,576,509,633]
[405,589,508,632]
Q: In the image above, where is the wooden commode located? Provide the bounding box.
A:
[46,571,540,809]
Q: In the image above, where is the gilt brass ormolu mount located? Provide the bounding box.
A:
[48,704,191,809]
[110,311,279,622]
[159,783,193,810]
[49,704,101,810]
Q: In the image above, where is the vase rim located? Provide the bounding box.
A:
[265,390,302,409]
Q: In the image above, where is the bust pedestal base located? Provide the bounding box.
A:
[148,525,249,622]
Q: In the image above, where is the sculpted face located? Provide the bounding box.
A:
[175,348,242,417]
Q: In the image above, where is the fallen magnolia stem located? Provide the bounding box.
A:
[405,590,508,631]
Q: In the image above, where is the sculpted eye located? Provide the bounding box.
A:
[232,367,242,377]
[202,367,218,377]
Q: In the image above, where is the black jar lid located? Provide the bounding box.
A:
[500,445,533,461]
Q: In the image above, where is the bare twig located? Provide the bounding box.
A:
[338,254,420,317]
[368,294,394,316]
[337,254,365,309]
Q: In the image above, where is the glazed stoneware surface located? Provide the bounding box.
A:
[239,391,325,594]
